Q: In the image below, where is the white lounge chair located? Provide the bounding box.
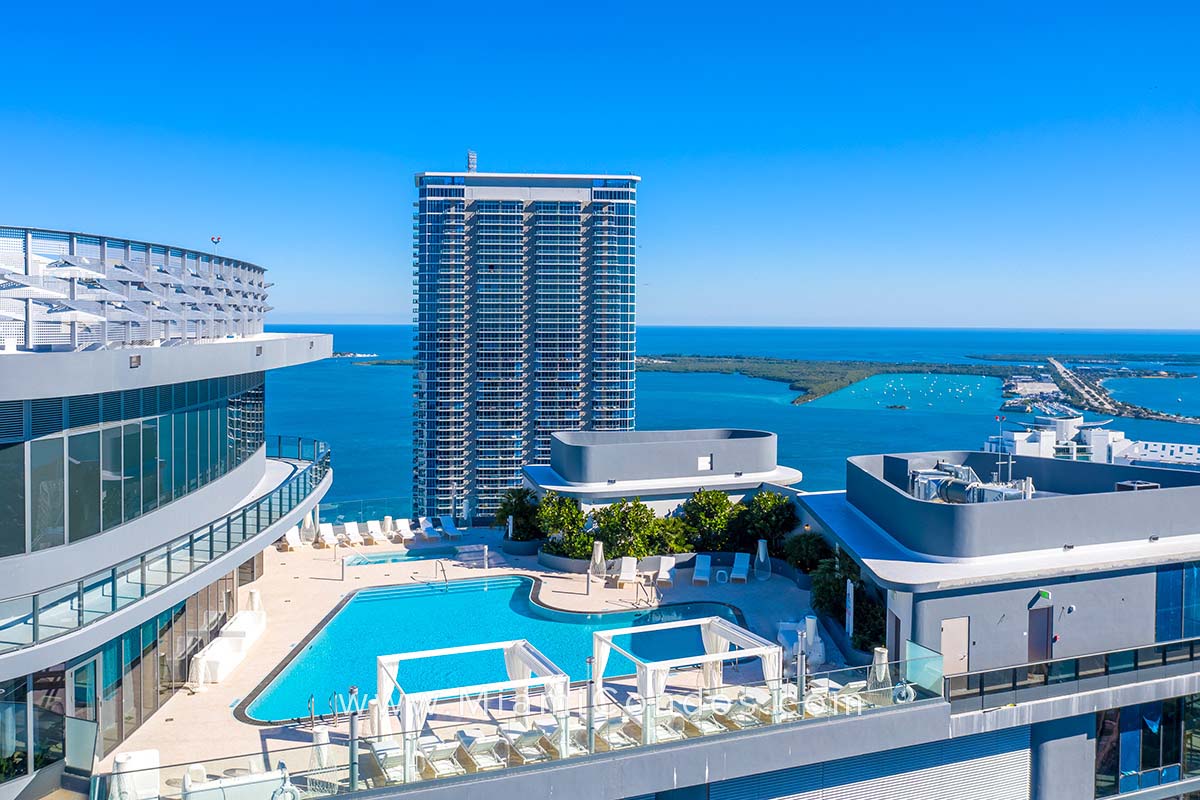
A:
[593,716,637,750]
[455,730,506,771]
[532,715,588,758]
[366,737,405,783]
[393,519,416,544]
[419,517,442,541]
[382,515,395,534]
[364,520,387,545]
[692,554,712,586]
[316,523,340,548]
[438,516,464,541]
[277,526,302,552]
[730,552,751,583]
[632,707,687,743]
[342,522,365,546]
[656,555,676,588]
[672,698,729,737]
[615,557,638,588]
[500,723,550,764]
[418,737,466,779]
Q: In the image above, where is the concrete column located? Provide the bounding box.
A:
[1030,714,1096,800]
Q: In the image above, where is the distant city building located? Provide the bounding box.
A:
[985,415,1200,470]
[523,429,803,515]
[413,168,639,521]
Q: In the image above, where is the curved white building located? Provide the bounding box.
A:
[0,227,331,799]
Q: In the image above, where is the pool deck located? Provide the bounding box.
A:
[103,526,829,773]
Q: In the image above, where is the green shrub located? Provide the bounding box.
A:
[536,492,584,540]
[592,498,657,559]
[645,515,690,555]
[679,489,735,551]
[494,487,541,541]
[736,490,799,555]
[809,549,860,622]
[783,532,833,573]
[541,527,596,560]
[851,591,886,652]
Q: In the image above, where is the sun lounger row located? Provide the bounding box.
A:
[606,553,755,588]
[307,517,466,549]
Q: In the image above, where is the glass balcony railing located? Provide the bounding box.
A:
[944,633,1200,713]
[0,437,330,655]
[89,655,943,800]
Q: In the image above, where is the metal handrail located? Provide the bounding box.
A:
[0,436,331,656]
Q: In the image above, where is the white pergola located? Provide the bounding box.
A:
[592,616,784,742]
[375,639,569,780]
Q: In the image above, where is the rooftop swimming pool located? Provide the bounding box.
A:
[243,576,741,722]
[344,546,458,565]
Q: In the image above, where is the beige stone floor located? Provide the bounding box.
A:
[103,527,822,779]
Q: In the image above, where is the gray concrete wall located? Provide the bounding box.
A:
[911,567,1157,671]
[848,451,1200,557]
[0,333,332,401]
[1029,714,1096,800]
[552,429,777,484]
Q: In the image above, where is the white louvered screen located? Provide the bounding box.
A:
[710,728,1030,800]
[0,227,26,270]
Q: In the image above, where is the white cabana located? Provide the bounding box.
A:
[591,616,784,742]
[375,639,569,781]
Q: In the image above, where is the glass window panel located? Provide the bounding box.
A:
[30,437,65,551]
[168,540,190,582]
[198,408,209,487]
[32,666,65,769]
[0,443,26,557]
[172,413,186,500]
[1164,697,1183,769]
[0,676,29,782]
[1143,702,1164,771]
[1119,707,1142,793]
[1157,565,1184,642]
[1184,695,1200,777]
[158,415,172,507]
[186,410,198,492]
[67,432,100,542]
[121,627,141,735]
[101,427,122,530]
[122,423,140,522]
[191,531,212,567]
[141,419,157,513]
[1185,563,1200,638]
[139,619,157,719]
[100,638,120,752]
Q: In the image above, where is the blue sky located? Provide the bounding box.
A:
[1,3,1197,328]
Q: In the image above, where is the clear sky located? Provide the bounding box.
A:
[1,3,1197,328]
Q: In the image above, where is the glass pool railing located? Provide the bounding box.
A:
[0,437,330,655]
[89,655,944,799]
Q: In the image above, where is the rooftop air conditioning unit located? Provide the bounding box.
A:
[1116,480,1160,492]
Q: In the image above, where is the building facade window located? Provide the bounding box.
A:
[0,569,241,787]
[1155,563,1200,642]
[1095,696,1199,796]
[0,375,266,561]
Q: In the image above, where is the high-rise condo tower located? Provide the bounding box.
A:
[412,167,639,521]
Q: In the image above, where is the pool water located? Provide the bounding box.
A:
[344,546,458,565]
[244,576,740,722]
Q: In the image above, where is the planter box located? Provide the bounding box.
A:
[500,538,543,556]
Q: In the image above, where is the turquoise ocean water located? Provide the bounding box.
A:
[265,325,1200,512]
